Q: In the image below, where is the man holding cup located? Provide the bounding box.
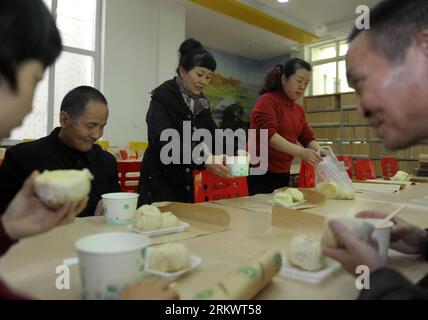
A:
[322,0,428,299]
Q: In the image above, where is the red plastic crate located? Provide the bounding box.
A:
[354,159,376,180]
[381,157,398,179]
[117,161,141,193]
[193,169,248,203]
[298,160,315,188]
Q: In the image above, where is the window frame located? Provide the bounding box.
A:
[307,38,352,96]
[2,0,103,146]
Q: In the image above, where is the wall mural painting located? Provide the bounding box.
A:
[205,72,257,134]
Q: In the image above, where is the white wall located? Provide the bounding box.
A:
[102,0,185,147]
[158,1,186,83]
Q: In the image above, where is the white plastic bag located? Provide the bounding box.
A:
[315,147,355,200]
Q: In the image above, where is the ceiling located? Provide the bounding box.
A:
[185,2,296,60]
[185,0,379,60]
[253,0,379,29]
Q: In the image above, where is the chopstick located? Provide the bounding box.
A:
[376,204,405,228]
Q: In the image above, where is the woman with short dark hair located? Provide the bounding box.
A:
[248,57,322,195]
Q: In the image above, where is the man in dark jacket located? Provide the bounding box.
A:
[0,86,120,217]
[322,0,428,299]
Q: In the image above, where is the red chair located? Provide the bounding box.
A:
[337,155,353,178]
[381,157,398,179]
[354,159,376,180]
[298,160,315,188]
[193,169,248,203]
[117,161,142,193]
[119,150,129,160]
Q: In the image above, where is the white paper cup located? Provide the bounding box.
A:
[101,192,138,225]
[226,156,249,177]
[75,232,150,300]
[363,218,394,261]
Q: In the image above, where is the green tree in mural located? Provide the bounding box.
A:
[221,103,249,133]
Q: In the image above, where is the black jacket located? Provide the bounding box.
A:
[138,78,219,205]
[359,232,428,300]
[0,128,120,217]
[359,267,428,300]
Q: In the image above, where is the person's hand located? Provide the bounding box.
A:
[322,220,385,275]
[120,278,179,300]
[356,211,427,255]
[298,148,322,166]
[205,154,233,179]
[1,171,88,241]
[95,199,104,216]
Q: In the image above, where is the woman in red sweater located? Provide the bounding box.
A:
[248,58,322,195]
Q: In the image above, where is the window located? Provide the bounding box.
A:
[8,0,102,141]
[311,43,336,62]
[312,62,336,95]
[308,39,353,96]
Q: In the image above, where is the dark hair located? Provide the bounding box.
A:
[0,0,62,90]
[60,86,108,119]
[259,58,311,95]
[176,38,217,74]
[348,0,428,63]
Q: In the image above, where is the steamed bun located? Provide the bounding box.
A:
[285,188,304,202]
[273,192,293,206]
[323,215,374,248]
[339,188,356,200]
[287,234,326,271]
[160,211,179,229]
[317,182,355,200]
[391,170,410,181]
[148,243,191,272]
[133,204,162,231]
[33,169,93,208]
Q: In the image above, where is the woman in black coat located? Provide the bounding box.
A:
[138,38,237,205]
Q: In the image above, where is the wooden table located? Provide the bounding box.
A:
[1,186,428,300]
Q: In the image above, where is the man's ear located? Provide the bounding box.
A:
[416,29,428,57]
[59,111,70,128]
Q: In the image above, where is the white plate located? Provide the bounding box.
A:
[144,247,202,281]
[127,221,189,237]
[271,199,306,208]
[280,256,341,284]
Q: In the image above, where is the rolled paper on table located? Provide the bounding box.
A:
[193,248,282,300]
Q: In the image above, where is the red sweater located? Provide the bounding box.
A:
[0,220,29,300]
[250,90,315,173]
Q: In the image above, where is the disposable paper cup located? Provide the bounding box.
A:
[364,218,394,261]
[75,232,150,300]
[102,192,138,225]
[226,156,249,177]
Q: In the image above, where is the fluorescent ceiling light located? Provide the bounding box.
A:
[277,0,289,3]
